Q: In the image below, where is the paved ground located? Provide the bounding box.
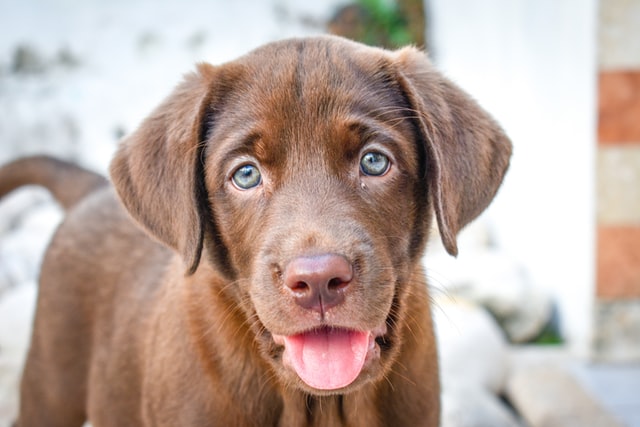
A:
[574,363,640,427]
[507,346,640,427]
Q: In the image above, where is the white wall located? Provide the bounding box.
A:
[427,0,598,354]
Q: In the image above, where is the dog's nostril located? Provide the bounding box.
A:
[328,277,348,290]
[291,281,310,293]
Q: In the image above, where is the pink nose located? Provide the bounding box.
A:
[283,254,353,314]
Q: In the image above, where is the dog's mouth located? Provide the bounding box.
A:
[272,325,386,391]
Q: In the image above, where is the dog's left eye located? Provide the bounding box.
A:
[360,152,390,177]
[232,164,262,189]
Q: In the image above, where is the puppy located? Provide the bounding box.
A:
[0,36,511,426]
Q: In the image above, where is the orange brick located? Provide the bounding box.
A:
[598,71,640,144]
[597,226,640,298]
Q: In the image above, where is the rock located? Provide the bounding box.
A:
[592,299,640,362]
[427,247,553,343]
[506,364,624,427]
[434,297,510,394]
[0,200,62,291]
[442,381,523,427]
[0,188,52,235]
[11,45,47,75]
[0,282,37,424]
[454,252,552,343]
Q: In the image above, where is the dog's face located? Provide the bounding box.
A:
[204,43,426,392]
[110,37,511,395]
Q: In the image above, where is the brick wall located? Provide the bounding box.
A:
[594,0,640,361]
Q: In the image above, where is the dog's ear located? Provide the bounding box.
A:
[392,47,512,256]
[110,63,218,274]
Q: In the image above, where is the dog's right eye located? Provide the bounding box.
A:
[360,151,390,177]
[231,164,262,190]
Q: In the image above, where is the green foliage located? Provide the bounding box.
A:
[532,324,564,345]
[355,0,414,48]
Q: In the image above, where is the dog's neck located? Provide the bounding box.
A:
[280,389,384,427]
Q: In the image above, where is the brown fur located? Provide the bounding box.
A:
[2,36,511,427]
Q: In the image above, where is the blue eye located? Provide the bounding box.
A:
[232,164,261,189]
[360,152,390,176]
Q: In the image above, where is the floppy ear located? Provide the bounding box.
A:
[393,47,512,256]
[110,63,218,274]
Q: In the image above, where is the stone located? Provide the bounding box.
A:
[434,297,510,393]
[597,145,640,225]
[599,0,640,70]
[0,200,62,291]
[506,364,624,427]
[428,248,553,344]
[0,282,37,423]
[441,381,523,427]
[592,299,640,362]
[0,188,52,235]
[11,45,47,75]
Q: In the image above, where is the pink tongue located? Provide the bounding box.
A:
[283,328,369,390]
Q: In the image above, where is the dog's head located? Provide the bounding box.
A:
[110,36,511,394]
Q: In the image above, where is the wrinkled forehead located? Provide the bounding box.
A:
[222,39,409,121]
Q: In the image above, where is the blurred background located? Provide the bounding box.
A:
[0,0,638,426]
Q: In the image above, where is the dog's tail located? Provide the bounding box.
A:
[0,155,108,210]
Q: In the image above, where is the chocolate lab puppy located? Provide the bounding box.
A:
[0,36,511,426]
